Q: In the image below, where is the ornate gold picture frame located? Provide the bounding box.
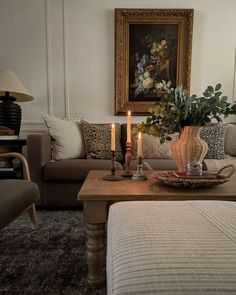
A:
[115,8,194,115]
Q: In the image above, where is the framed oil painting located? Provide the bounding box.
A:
[115,9,194,115]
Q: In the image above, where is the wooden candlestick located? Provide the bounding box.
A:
[122,142,133,177]
[103,151,123,181]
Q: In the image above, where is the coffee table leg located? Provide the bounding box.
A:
[86,223,105,286]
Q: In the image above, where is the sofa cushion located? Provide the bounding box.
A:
[204,154,236,173]
[122,124,179,159]
[225,123,236,156]
[80,120,123,161]
[200,124,226,159]
[43,159,123,182]
[129,158,177,171]
[132,133,179,159]
[0,180,39,229]
[42,114,86,160]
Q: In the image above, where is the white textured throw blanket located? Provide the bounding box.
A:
[107,201,236,295]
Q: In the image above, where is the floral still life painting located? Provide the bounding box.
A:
[129,24,178,101]
[115,9,193,115]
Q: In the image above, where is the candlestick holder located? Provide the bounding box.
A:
[132,156,147,181]
[121,141,133,177]
[103,150,123,181]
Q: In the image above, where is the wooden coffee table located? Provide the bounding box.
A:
[78,170,236,286]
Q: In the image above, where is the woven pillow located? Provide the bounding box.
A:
[224,124,236,156]
[132,133,179,158]
[80,120,123,161]
[200,124,226,159]
[42,114,86,160]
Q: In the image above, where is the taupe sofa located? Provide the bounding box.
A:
[27,124,178,207]
[27,133,123,207]
[27,123,236,207]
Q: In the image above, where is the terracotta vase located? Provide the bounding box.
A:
[171,126,208,172]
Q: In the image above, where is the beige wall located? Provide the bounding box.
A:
[0,0,236,136]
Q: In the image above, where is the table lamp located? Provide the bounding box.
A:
[0,70,33,136]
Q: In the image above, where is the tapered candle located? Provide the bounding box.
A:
[111,123,115,151]
[127,110,132,143]
[137,131,142,157]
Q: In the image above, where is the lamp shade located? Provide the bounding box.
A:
[0,70,33,102]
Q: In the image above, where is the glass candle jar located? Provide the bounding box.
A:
[187,160,202,176]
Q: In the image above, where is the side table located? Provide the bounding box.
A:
[0,138,27,179]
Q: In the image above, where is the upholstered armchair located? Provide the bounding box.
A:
[0,152,39,231]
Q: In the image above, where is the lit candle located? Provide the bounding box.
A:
[111,123,115,151]
[137,131,142,157]
[127,110,132,142]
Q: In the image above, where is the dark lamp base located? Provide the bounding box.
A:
[0,97,21,135]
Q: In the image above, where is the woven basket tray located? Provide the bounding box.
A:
[144,163,235,189]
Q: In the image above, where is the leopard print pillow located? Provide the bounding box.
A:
[200,124,226,159]
[80,120,123,161]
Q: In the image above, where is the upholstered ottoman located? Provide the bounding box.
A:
[107,201,236,295]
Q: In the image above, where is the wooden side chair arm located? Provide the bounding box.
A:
[0,152,31,180]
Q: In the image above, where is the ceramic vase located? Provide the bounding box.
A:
[171,126,208,172]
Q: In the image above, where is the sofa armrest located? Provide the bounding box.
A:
[204,156,236,174]
[27,133,52,199]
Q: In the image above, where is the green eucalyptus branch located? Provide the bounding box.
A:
[134,81,236,143]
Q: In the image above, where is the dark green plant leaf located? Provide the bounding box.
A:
[203,91,211,97]
[221,96,228,103]
[137,81,236,139]
[214,115,222,122]
[215,83,221,91]
[215,91,222,97]
[207,86,214,93]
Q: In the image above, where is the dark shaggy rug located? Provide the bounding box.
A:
[0,210,106,295]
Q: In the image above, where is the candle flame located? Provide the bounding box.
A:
[128,110,131,116]
[112,123,115,128]
[138,131,142,139]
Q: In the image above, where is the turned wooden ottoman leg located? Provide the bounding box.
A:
[86,223,105,286]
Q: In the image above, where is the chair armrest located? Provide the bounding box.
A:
[0,152,30,180]
[27,133,52,200]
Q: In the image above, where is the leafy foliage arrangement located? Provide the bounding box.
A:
[135,81,236,143]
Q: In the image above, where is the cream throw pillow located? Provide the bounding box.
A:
[42,114,86,160]
[132,133,179,158]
